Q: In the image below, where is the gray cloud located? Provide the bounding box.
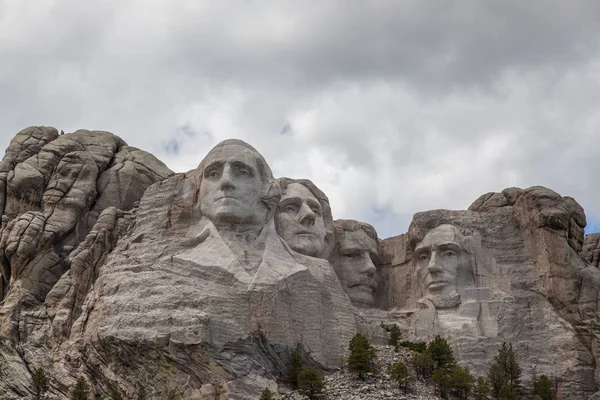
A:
[2,0,600,238]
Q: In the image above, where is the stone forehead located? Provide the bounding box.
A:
[198,139,273,179]
[281,182,318,201]
[418,224,463,248]
[338,229,378,253]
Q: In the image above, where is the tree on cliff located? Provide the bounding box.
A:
[347,333,377,379]
[488,342,521,399]
[387,360,412,392]
[473,376,490,400]
[533,374,554,400]
[259,387,276,400]
[427,335,456,371]
[385,324,402,349]
[297,367,324,399]
[70,377,89,400]
[287,344,303,388]
[32,367,49,400]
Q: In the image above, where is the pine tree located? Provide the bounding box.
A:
[427,335,456,371]
[386,325,402,349]
[32,367,49,400]
[533,374,553,400]
[347,333,377,379]
[287,344,303,389]
[450,364,475,399]
[487,342,521,399]
[259,387,275,400]
[387,360,412,392]
[70,377,89,400]
[432,367,452,399]
[297,367,324,400]
[412,350,435,379]
[473,376,490,400]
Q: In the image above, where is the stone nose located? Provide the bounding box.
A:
[361,251,377,275]
[220,164,236,190]
[427,252,443,274]
[298,202,316,227]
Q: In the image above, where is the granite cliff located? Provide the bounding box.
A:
[0,127,599,399]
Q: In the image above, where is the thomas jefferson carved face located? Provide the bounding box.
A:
[199,143,266,227]
[276,183,326,257]
[414,224,465,308]
[332,222,379,306]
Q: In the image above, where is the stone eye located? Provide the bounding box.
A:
[419,253,429,261]
[208,170,220,178]
[238,169,248,176]
[284,205,297,213]
[444,250,456,257]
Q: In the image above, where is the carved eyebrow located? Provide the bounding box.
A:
[279,198,301,208]
[305,199,322,210]
[414,244,431,254]
[230,160,256,174]
[436,242,461,252]
[203,161,224,174]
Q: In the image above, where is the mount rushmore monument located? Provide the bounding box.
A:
[1,126,600,399]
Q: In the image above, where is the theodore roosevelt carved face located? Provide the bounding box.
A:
[331,220,379,307]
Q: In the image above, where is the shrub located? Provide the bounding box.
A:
[399,340,427,353]
[297,367,324,400]
[387,360,412,392]
[259,387,275,400]
[70,377,89,400]
[32,367,49,400]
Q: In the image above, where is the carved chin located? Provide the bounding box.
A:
[290,235,323,257]
[347,286,375,306]
[427,291,461,309]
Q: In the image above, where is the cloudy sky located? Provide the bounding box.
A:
[1,1,600,238]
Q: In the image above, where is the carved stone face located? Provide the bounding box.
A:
[333,228,379,306]
[276,183,326,257]
[199,143,265,226]
[414,224,464,306]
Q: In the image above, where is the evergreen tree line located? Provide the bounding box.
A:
[382,325,556,400]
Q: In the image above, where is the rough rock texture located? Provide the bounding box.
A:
[583,233,600,268]
[0,127,173,398]
[380,186,600,399]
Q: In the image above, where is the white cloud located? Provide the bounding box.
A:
[2,0,600,238]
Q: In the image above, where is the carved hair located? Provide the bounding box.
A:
[277,177,335,258]
[333,219,378,242]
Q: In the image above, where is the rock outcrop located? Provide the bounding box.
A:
[1,129,600,399]
[379,186,600,399]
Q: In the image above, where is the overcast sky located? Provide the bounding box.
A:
[2,1,600,239]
